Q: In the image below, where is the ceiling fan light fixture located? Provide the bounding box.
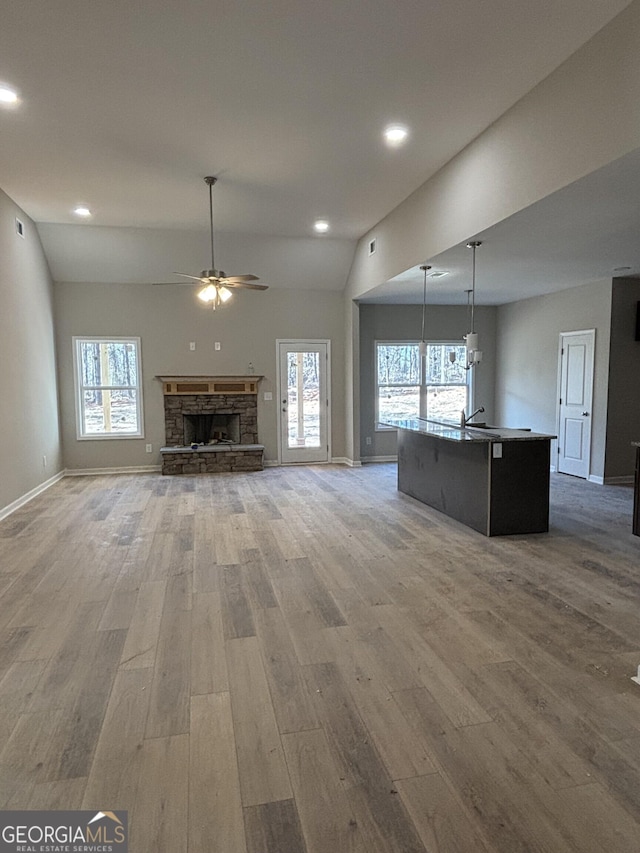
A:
[197,283,218,303]
[197,283,233,307]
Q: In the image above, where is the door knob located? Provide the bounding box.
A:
[582,411,589,416]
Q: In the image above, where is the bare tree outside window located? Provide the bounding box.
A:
[376,341,469,427]
[74,337,144,438]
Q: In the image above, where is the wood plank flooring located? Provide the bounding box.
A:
[0,464,639,852]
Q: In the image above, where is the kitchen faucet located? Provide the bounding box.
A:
[460,406,485,428]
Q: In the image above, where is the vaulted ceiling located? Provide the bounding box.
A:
[1,1,635,299]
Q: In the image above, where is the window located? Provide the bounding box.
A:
[376,341,470,428]
[73,337,144,439]
[423,342,469,422]
[376,342,421,426]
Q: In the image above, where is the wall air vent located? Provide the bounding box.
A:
[368,238,377,256]
[15,218,24,238]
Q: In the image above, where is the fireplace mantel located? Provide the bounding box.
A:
[157,375,263,396]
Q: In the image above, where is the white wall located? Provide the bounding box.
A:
[54,282,346,470]
[495,280,612,480]
[0,190,62,513]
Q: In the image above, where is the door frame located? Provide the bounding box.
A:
[276,339,332,465]
[555,328,595,478]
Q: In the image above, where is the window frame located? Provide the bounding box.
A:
[375,339,472,430]
[72,336,144,440]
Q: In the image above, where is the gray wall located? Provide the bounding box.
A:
[54,282,345,470]
[0,190,62,512]
[495,279,612,480]
[604,277,640,479]
[359,303,497,459]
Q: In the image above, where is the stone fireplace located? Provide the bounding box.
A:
[158,375,264,474]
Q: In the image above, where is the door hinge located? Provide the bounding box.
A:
[559,398,562,405]
[557,447,561,453]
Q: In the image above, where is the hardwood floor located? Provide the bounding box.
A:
[0,464,639,852]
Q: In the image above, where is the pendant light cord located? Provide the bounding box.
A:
[466,241,482,333]
[471,245,475,333]
[419,265,431,344]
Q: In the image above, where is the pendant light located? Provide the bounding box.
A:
[464,241,482,368]
[418,265,431,357]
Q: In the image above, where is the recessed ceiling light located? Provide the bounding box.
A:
[0,85,19,105]
[314,219,329,233]
[613,266,631,272]
[73,206,92,218]
[383,124,409,147]
[428,270,449,279]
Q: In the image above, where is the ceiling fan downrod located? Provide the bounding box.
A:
[205,175,217,275]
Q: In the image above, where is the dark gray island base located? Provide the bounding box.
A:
[633,442,640,536]
[388,419,555,536]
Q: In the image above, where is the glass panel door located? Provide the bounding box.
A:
[278,341,329,463]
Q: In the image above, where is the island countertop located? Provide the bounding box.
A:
[383,417,556,443]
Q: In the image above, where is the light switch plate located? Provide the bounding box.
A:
[264,391,273,401]
[215,342,221,351]
[189,341,196,351]
[492,442,503,458]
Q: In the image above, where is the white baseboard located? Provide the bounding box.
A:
[550,465,557,473]
[0,470,66,522]
[331,457,362,467]
[588,474,604,485]
[362,455,397,464]
[265,458,363,468]
[65,465,162,477]
[603,475,634,485]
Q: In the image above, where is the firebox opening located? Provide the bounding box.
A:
[183,413,240,445]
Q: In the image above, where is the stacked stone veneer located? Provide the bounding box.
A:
[164,393,258,445]
[162,393,263,474]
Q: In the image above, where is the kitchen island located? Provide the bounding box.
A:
[386,418,555,536]
[633,442,640,537]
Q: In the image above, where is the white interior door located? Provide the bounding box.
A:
[278,340,330,464]
[557,330,595,478]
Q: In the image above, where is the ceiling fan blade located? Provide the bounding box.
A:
[226,281,269,291]
[173,272,208,282]
[223,274,260,282]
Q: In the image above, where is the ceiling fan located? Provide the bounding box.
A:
[155,176,268,309]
